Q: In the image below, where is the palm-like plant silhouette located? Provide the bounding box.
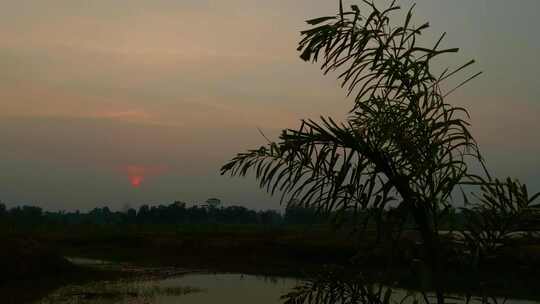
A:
[461,176,540,261]
[221,1,538,303]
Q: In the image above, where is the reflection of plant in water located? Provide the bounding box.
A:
[221,0,539,303]
[282,266,405,304]
[281,266,513,304]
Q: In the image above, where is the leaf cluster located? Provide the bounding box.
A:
[461,176,540,257]
[221,0,481,234]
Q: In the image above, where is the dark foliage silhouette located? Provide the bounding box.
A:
[221,1,540,303]
[0,201,329,227]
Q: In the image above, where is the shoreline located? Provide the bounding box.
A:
[2,229,539,302]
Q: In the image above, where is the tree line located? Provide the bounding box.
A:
[2,199,524,231]
[0,199,330,228]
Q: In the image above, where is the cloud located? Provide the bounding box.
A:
[0,0,539,210]
[94,109,153,123]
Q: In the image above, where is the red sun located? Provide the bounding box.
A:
[123,165,167,188]
[130,175,144,188]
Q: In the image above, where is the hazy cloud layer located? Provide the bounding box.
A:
[0,0,539,210]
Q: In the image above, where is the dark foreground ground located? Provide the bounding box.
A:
[0,237,129,304]
[2,225,540,303]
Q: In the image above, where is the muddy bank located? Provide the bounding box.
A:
[34,230,540,299]
[0,237,73,303]
[0,237,74,283]
[0,236,128,304]
[44,232,356,277]
[39,230,540,275]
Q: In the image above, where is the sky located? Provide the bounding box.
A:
[0,0,539,211]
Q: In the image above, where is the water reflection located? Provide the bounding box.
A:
[281,270,540,304]
[36,272,539,304]
[36,273,299,304]
[158,273,299,304]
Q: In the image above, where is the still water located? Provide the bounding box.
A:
[36,259,540,304]
[149,273,298,304]
[37,273,298,304]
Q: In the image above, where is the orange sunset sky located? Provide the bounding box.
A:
[1,0,539,210]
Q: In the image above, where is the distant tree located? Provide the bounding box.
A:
[284,205,322,225]
[7,205,43,225]
[125,208,137,221]
[102,207,111,215]
[0,202,6,217]
[23,205,42,217]
[259,210,283,226]
[172,201,187,209]
[138,204,150,223]
[205,198,222,209]
[1,200,285,227]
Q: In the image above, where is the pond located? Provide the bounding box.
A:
[36,272,298,304]
[35,259,540,304]
[146,273,297,304]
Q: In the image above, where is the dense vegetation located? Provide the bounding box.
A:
[5,200,531,231]
[0,200,325,228]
